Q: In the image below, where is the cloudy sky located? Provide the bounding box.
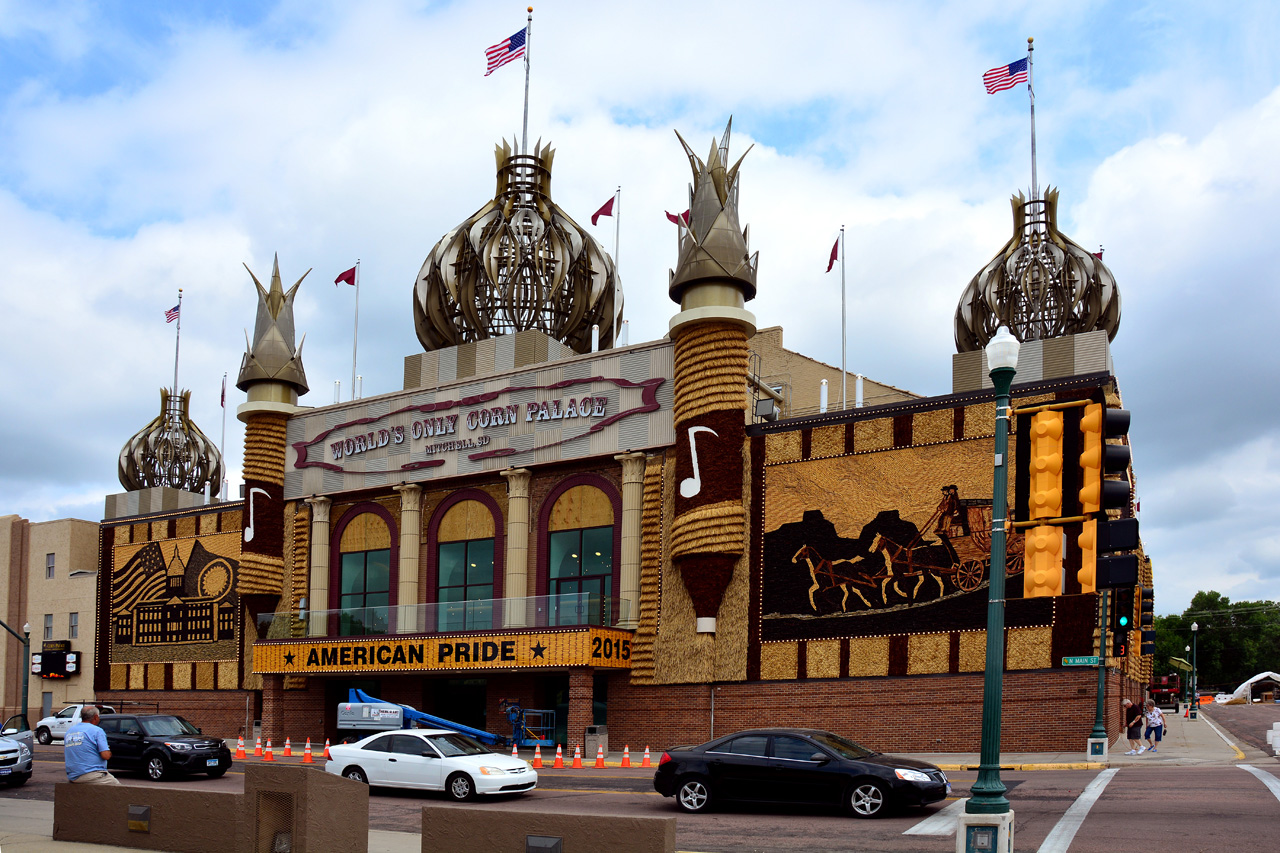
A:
[1,0,1276,615]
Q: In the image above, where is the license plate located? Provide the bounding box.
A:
[206,758,220,767]
[0,768,11,775]
[946,783,952,795]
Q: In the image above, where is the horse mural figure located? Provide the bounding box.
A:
[791,544,878,611]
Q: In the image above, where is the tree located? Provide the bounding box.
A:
[1152,591,1280,692]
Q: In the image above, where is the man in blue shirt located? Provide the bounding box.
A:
[64,705,119,785]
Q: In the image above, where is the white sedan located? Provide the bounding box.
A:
[324,729,536,801]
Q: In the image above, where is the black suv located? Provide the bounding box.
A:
[98,714,232,781]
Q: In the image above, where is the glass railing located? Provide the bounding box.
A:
[255,592,631,640]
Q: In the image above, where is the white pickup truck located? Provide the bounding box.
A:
[35,703,116,745]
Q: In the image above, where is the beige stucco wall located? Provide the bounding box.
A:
[750,326,918,417]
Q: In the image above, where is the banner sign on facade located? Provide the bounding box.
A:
[252,627,634,675]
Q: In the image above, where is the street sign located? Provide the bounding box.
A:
[1062,656,1100,666]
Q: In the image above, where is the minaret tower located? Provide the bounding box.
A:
[667,119,758,635]
[236,255,310,598]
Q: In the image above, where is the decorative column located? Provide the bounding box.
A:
[614,452,646,629]
[304,497,331,637]
[667,120,758,635]
[393,484,422,633]
[501,468,532,628]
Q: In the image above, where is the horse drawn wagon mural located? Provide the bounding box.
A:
[760,439,1046,643]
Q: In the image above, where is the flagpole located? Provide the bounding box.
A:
[839,227,847,410]
[613,186,621,324]
[173,288,183,393]
[1028,36,1038,200]
[351,259,360,401]
[219,372,227,501]
[522,7,532,154]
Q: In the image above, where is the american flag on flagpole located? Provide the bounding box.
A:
[165,304,180,323]
[983,57,1029,94]
[485,28,526,76]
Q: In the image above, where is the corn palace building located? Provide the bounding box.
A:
[93,125,1152,752]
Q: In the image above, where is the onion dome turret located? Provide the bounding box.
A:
[118,388,223,493]
[955,188,1121,352]
[413,139,621,354]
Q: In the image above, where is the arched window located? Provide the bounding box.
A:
[331,505,397,636]
[541,480,619,627]
[426,491,504,633]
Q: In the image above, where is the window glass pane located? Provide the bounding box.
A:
[467,540,494,585]
[365,550,390,593]
[772,736,819,761]
[437,587,463,603]
[718,735,768,756]
[465,585,493,602]
[549,531,580,579]
[364,592,390,609]
[362,735,395,753]
[438,543,466,588]
[340,554,365,594]
[582,527,613,575]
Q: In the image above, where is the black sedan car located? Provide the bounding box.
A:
[653,728,949,817]
[98,714,232,781]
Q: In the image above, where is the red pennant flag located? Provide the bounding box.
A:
[591,196,615,226]
[334,266,356,286]
[665,209,690,225]
[826,237,840,273]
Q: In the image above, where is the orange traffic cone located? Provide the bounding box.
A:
[323,739,331,759]
[594,744,606,768]
[532,745,543,768]
[263,740,275,762]
[622,745,632,767]
[235,736,246,759]
[254,736,263,757]
[641,746,651,768]
[553,745,564,768]
[572,744,583,768]
[302,738,314,764]
[283,738,292,757]
[511,742,519,759]
[1184,703,1190,718]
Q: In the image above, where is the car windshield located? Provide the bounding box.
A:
[425,733,490,757]
[139,716,201,737]
[807,731,876,759]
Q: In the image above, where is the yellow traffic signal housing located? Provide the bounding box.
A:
[1029,411,1064,520]
[1077,518,1097,594]
[1024,523,1064,598]
[1079,404,1103,513]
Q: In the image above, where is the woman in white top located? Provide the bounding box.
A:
[1142,699,1165,753]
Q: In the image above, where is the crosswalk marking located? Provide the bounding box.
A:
[1240,765,1280,801]
[1036,768,1118,853]
[903,798,965,835]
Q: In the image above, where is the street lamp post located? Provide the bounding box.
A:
[1185,645,1191,705]
[1191,622,1198,717]
[0,619,31,721]
[966,327,1019,817]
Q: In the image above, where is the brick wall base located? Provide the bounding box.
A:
[95,690,255,741]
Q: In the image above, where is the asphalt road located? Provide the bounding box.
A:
[7,709,1280,853]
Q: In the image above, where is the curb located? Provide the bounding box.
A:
[936,762,1105,772]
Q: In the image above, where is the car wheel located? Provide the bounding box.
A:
[446,772,476,802]
[206,766,227,779]
[342,766,368,784]
[36,727,51,745]
[847,780,888,818]
[146,754,170,781]
[675,775,713,813]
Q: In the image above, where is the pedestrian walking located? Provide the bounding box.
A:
[1122,699,1144,754]
[64,705,119,785]
[1142,699,1165,754]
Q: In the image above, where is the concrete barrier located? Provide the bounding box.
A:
[53,764,368,853]
[419,804,677,853]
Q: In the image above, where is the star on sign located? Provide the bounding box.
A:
[283,652,296,666]
[530,642,547,658]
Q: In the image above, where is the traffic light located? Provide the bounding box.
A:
[1024,524,1064,598]
[1029,411,1064,520]
[1139,587,1156,655]
[1078,404,1132,513]
[1111,587,1134,658]
[1078,518,1097,594]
